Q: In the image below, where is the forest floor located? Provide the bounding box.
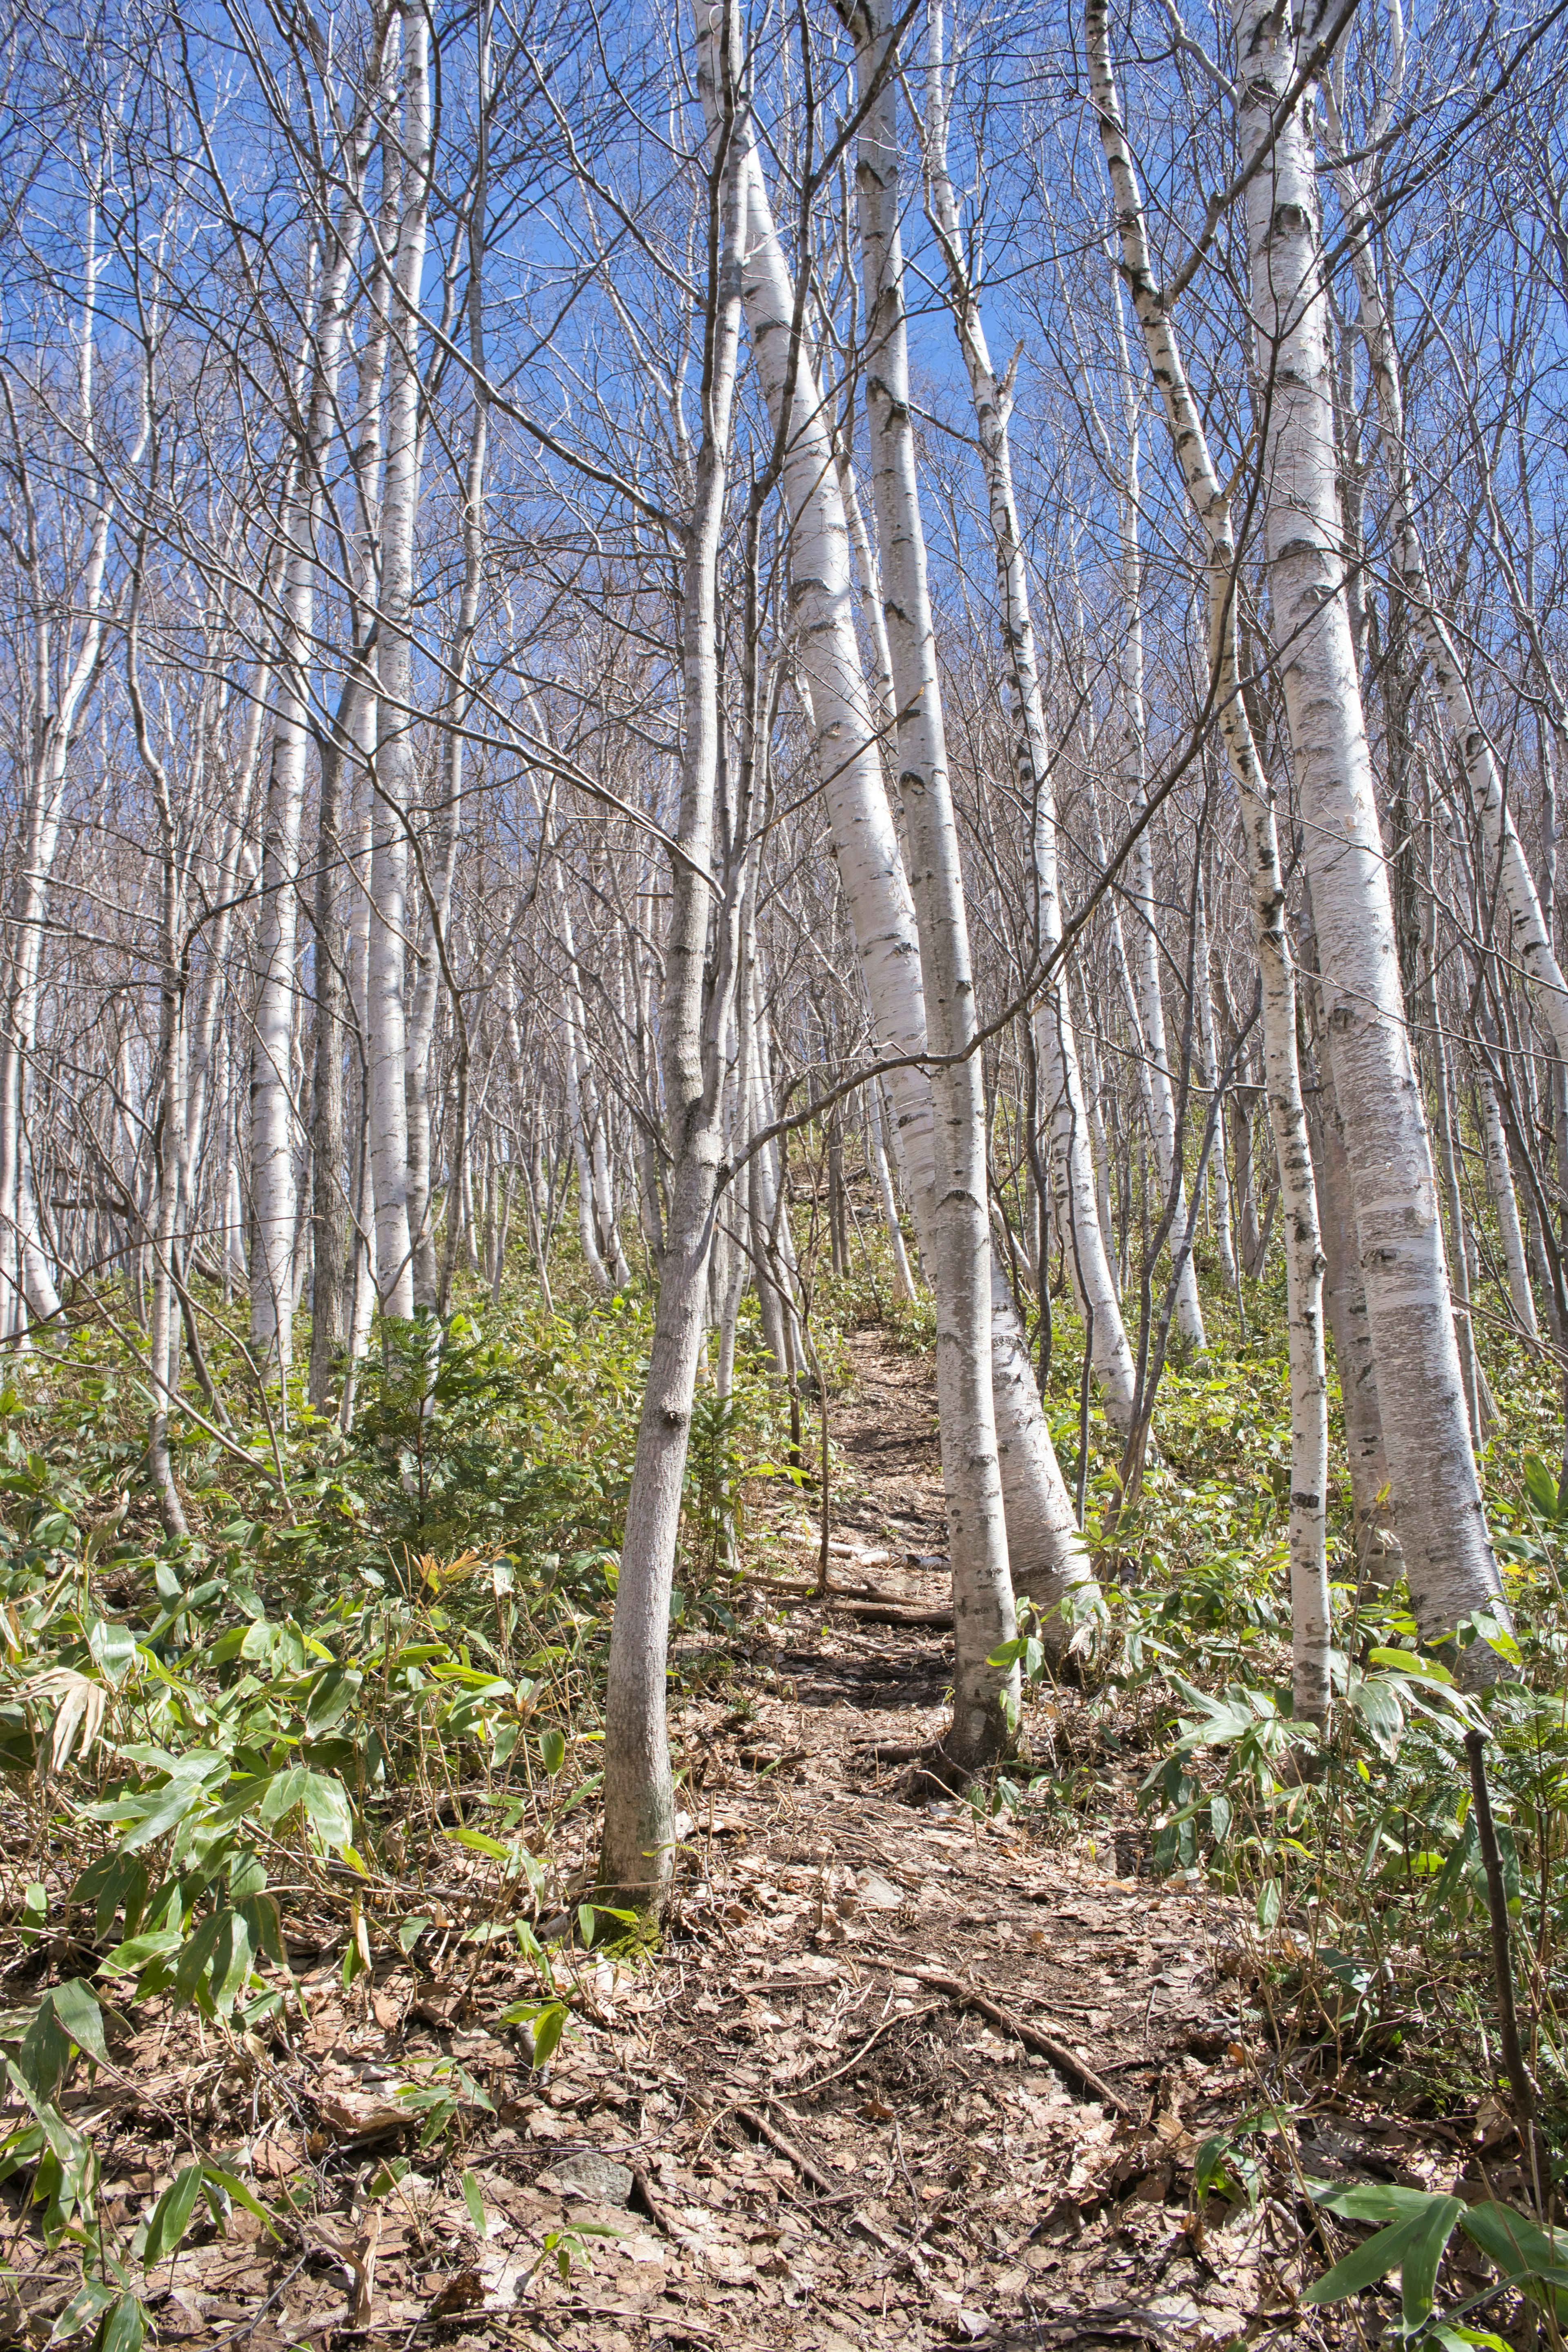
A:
[14,1329,1473,2352]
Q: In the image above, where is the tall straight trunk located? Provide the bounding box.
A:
[1234,0,1505,1658]
[552,846,613,1292]
[1110,308,1205,1351]
[186,667,270,1189]
[368,1,432,1321]
[128,597,190,1541]
[848,0,1018,1762]
[1477,1060,1537,1338]
[307,686,363,1406]
[600,15,744,1907]
[1090,0,1327,1713]
[921,2,1134,1432]
[1326,110,1568,1071]
[0,201,110,1337]
[1193,863,1239,1290]
[724,37,1092,1648]
[251,171,369,1371]
[412,31,492,1313]
[1311,1042,1403,1580]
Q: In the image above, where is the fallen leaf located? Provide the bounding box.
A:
[426,2272,485,2319]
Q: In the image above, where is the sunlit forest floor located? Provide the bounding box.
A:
[3,1238,1566,2349]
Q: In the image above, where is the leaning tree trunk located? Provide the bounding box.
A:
[921,0,1135,1434]
[1233,0,1506,1661]
[722,39,1093,1652]
[1089,0,1328,1717]
[848,0,1018,1764]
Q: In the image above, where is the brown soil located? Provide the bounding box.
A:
[10,1329,1415,2352]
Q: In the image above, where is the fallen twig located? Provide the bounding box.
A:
[865,1958,1132,2119]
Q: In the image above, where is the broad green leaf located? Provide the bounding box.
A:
[1313,2181,1446,2224]
[200,2165,278,2237]
[118,1777,206,1855]
[1523,1453,1560,1520]
[461,2169,486,2234]
[97,2295,145,2352]
[538,1729,566,1774]
[1399,2194,1465,2326]
[298,1772,353,1851]
[98,1929,183,1978]
[45,1981,108,2072]
[531,2002,568,2065]
[1366,1646,1455,1686]
[1460,2198,1568,2292]
[143,2160,205,2266]
[1301,2210,1443,2310]
[448,1828,511,1861]
[87,1620,137,1688]
[47,2279,117,2344]
[1255,1880,1281,1933]
[305,1666,361,1737]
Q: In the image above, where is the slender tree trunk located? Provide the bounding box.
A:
[368,1,432,1322]
[724,36,1093,1651]
[1477,1060,1538,1338]
[1090,0,1327,1713]
[921,10,1134,1430]
[599,14,744,1907]
[849,0,1019,1761]
[251,180,367,1372]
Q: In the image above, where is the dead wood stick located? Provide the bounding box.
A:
[817,1597,953,1627]
[734,2101,838,2196]
[736,2104,927,2276]
[867,1960,1131,2118]
[629,2166,674,2236]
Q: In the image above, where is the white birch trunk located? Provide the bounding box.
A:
[921,3,1136,1434]
[0,198,110,1338]
[1110,302,1206,1351]
[1233,0,1506,1660]
[1478,1064,1537,1337]
[369,1,432,1322]
[870,1082,917,1302]
[1193,868,1240,1290]
[849,0,1018,1760]
[599,15,744,1906]
[723,41,1093,1648]
[1089,0,1328,1715]
[1325,113,1568,1072]
[251,154,370,1370]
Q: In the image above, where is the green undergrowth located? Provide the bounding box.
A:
[0,1264,804,2337]
[4,1209,1568,2346]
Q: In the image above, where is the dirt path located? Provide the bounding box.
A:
[301,1331,1296,2352]
[21,1330,1329,2352]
